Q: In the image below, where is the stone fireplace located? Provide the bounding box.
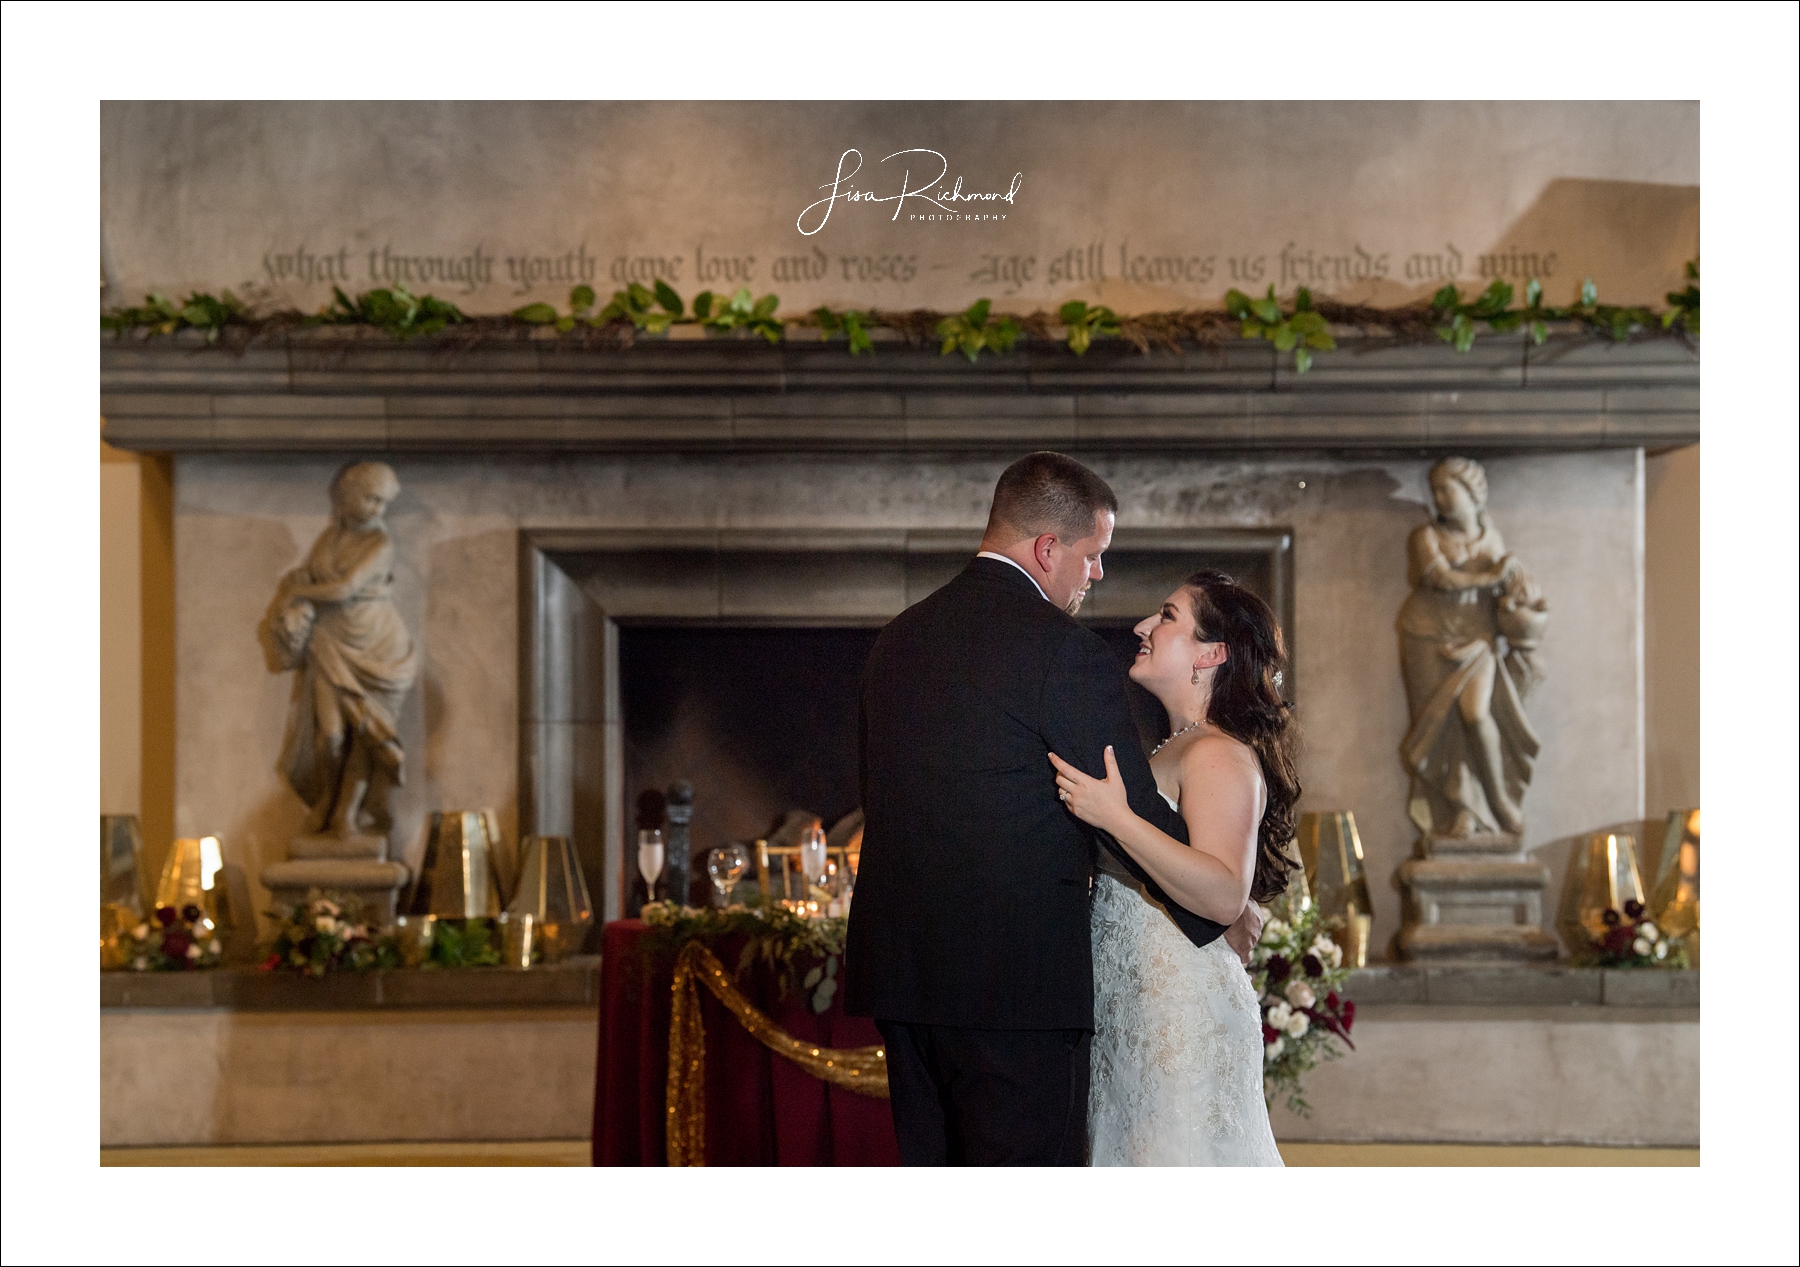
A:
[103,331,1695,957]
[521,526,1292,921]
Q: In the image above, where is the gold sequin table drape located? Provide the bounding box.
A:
[592,919,900,1166]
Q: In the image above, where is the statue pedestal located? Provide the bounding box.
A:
[1396,833,1559,963]
[262,833,410,925]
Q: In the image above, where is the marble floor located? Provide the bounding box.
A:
[99,1140,1699,1167]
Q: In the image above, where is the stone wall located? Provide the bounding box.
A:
[173,448,1643,957]
[102,101,1698,313]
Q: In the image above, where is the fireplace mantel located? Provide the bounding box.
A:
[100,330,1697,455]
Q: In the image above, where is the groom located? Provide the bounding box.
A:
[844,452,1260,1166]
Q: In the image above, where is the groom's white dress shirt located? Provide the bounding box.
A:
[975,551,1050,603]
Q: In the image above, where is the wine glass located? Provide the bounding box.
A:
[637,829,665,906]
[707,844,749,907]
[798,824,828,906]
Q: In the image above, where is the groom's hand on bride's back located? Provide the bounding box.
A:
[1223,903,1263,966]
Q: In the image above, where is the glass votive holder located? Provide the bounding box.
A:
[394,914,437,967]
[498,911,537,969]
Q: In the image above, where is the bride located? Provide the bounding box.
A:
[1050,568,1297,1166]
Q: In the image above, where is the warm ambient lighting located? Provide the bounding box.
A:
[199,836,223,892]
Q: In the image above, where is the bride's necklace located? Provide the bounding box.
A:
[1151,718,1203,757]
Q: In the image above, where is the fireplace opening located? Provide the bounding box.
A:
[619,625,879,905]
[617,621,1199,907]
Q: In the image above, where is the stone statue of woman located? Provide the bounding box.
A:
[1398,457,1550,840]
[262,461,418,844]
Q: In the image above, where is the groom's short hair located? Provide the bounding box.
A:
[986,451,1119,544]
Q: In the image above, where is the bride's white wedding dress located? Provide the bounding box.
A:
[1089,791,1284,1166]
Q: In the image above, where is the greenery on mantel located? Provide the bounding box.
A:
[101,262,1698,373]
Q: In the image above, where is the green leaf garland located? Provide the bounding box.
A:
[103,263,1698,374]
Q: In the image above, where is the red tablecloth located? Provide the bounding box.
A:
[591,919,901,1166]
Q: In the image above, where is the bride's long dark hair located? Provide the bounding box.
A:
[1184,569,1301,902]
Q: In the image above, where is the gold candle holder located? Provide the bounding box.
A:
[1650,808,1700,959]
[505,835,594,962]
[498,912,537,969]
[408,811,503,919]
[1557,831,1646,959]
[101,815,146,969]
[153,836,224,928]
[394,914,438,967]
[1295,812,1375,967]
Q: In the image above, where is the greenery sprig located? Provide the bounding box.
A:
[812,305,874,355]
[101,289,251,344]
[322,284,465,340]
[1227,286,1338,373]
[1663,260,1700,335]
[935,298,1022,363]
[422,918,503,969]
[694,286,783,342]
[1058,299,1121,355]
[101,263,1698,374]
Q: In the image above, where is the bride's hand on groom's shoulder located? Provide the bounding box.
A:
[1048,746,1130,833]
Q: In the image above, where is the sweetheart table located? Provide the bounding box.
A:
[591,919,901,1166]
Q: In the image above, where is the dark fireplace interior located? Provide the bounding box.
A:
[617,621,1206,906]
[620,625,878,905]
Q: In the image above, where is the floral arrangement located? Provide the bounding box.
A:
[640,899,847,1012]
[119,905,223,971]
[1251,895,1357,1116]
[1587,899,1690,968]
[259,892,400,976]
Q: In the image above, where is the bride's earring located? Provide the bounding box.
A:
[1191,666,1202,685]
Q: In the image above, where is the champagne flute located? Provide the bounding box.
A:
[637,828,665,907]
[707,844,749,907]
[798,824,828,908]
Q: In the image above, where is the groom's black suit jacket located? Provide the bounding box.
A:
[844,557,1227,1031]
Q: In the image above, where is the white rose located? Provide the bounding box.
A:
[1632,937,1651,956]
[1284,1012,1310,1039]
[1285,981,1316,1009]
[132,957,149,971]
[209,939,223,954]
[186,943,202,959]
[1327,943,1344,968]
[1264,919,1289,940]
[1654,940,1669,960]
[318,900,341,917]
[1264,1037,1285,1060]
[1638,922,1659,942]
[133,924,150,939]
[315,916,337,933]
[1265,1001,1293,1029]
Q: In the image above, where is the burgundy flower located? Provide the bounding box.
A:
[1302,953,1324,977]
[156,905,178,926]
[1623,899,1644,919]
[1266,954,1292,983]
[1325,991,1340,1010]
[181,904,203,922]
[1603,925,1635,954]
[1341,999,1355,1030]
[1262,1023,1280,1045]
[162,931,192,959]
[258,952,281,972]
[1601,908,1621,927]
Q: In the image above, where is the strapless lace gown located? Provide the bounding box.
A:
[1089,793,1284,1166]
